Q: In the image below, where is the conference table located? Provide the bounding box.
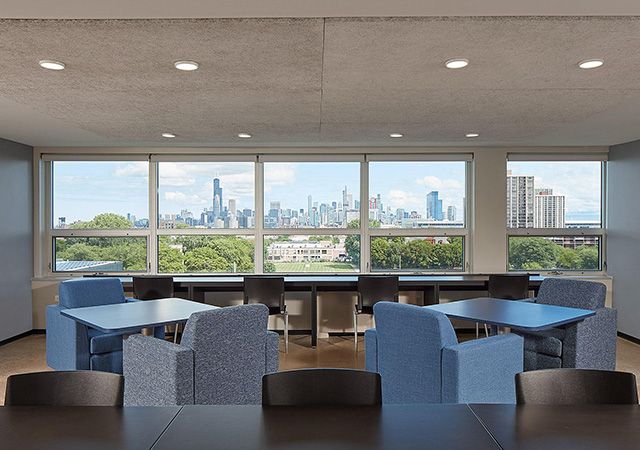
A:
[1,404,638,449]
[114,274,546,346]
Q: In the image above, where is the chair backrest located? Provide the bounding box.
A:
[180,304,271,405]
[262,369,382,406]
[372,302,457,404]
[243,276,285,312]
[488,274,530,300]
[516,369,638,405]
[357,276,399,311]
[133,276,174,300]
[4,370,124,406]
[59,278,126,308]
[536,278,606,310]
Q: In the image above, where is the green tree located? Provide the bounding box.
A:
[577,245,599,270]
[158,239,186,273]
[69,213,132,229]
[508,237,560,271]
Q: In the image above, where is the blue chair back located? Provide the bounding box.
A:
[537,278,606,310]
[181,304,270,405]
[373,302,458,403]
[59,278,126,309]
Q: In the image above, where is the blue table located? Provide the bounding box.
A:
[61,298,218,334]
[426,298,595,332]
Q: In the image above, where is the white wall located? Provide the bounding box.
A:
[608,139,640,339]
[0,138,33,341]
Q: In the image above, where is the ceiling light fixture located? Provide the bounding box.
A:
[237,133,252,139]
[162,132,176,138]
[174,60,199,71]
[465,133,479,138]
[445,58,469,69]
[39,59,65,71]
[389,133,404,138]
[578,59,604,69]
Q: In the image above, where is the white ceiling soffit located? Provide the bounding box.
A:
[2,0,640,19]
[1,17,640,147]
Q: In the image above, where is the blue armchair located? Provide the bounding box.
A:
[365,302,523,404]
[46,278,161,374]
[517,278,617,371]
[123,304,279,406]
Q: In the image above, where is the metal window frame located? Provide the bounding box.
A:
[505,158,607,275]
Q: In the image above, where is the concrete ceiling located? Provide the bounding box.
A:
[2,0,640,19]
[1,17,640,147]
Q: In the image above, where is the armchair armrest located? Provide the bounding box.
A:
[364,328,378,372]
[45,304,90,370]
[123,334,194,406]
[266,331,279,373]
[442,333,523,404]
[563,307,617,370]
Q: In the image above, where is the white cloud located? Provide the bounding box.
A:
[264,164,296,192]
[114,162,148,177]
[164,191,207,204]
[415,176,443,189]
[386,189,423,210]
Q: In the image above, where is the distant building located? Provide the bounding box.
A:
[447,205,457,222]
[534,189,565,228]
[426,191,443,221]
[507,171,535,228]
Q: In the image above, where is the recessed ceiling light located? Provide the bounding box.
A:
[174,61,199,71]
[39,59,65,71]
[445,58,469,69]
[465,133,479,138]
[578,59,604,69]
[162,132,176,138]
[237,133,252,139]
[389,133,404,138]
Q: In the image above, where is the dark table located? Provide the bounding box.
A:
[470,404,640,450]
[427,297,594,332]
[152,404,500,450]
[61,298,218,334]
[0,406,180,450]
[116,275,545,346]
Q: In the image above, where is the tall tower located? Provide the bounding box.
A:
[212,178,223,219]
[506,171,534,228]
[426,191,443,220]
[534,189,565,228]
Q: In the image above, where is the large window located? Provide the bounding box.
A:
[263,162,360,229]
[50,160,149,273]
[506,159,604,272]
[46,156,473,275]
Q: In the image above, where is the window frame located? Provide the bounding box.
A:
[42,152,473,276]
[505,155,607,274]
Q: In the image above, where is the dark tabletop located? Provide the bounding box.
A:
[151,404,499,450]
[60,298,218,333]
[427,298,595,331]
[0,406,180,450]
[470,404,640,450]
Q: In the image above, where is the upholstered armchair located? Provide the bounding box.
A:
[123,304,279,406]
[517,278,617,371]
[365,302,523,404]
[46,278,161,374]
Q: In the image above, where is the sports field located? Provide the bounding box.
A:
[272,261,357,273]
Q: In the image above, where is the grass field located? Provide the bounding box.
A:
[272,261,357,273]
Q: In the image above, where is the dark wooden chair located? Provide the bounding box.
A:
[516,369,638,405]
[4,370,124,406]
[262,369,382,406]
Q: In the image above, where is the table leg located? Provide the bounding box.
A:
[311,285,318,348]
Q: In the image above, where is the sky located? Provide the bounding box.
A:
[52,160,601,225]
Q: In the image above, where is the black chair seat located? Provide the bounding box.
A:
[355,305,374,315]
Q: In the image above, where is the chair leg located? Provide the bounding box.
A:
[484,324,489,337]
[475,322,479,339]
[284,312,289,353]
[173,323,180,344]
[353,311,358,352]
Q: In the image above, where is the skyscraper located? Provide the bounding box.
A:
[534,189,565,228]
[447,205,456,222]
[212,178,223,219]
[228,199,237,216]
[506,171,534,228]
[426,191,443,221]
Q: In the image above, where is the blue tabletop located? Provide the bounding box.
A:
[61,298,218,333]
[426,298,595,331]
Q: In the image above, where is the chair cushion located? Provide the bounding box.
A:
[524,349,562,371]
[521,328,565,357]
[536,278,606,310]
[88,329,124,355]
